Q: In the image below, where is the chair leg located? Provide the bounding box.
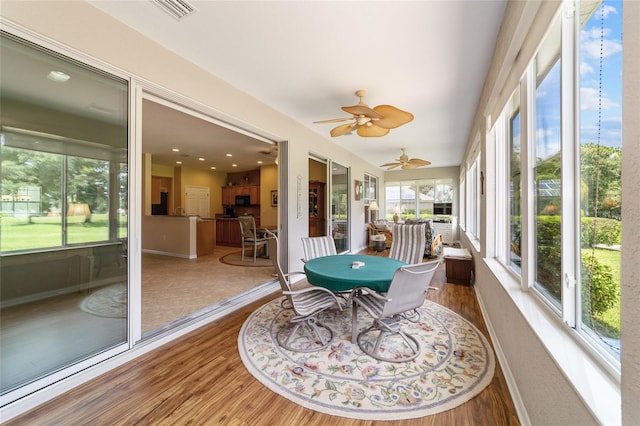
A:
[241,240,245,261]
[277,318,334,352]
[253,242,257,263]
[357,319,421,362]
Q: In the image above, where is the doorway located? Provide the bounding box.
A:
[140,94,281,336]
[308,155,350,253]
[308,157,327,237]
[330,161,350,253]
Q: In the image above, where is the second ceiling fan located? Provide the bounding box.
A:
[314,90,414,137]
[380,148,431,170]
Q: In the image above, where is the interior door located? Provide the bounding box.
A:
[185,185,210,217]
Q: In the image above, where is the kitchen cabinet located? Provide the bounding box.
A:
[197,220,216,256]
[221,185,260,205]
[151,176,172,204]
[216,218,242,246]
[222,186,235,205]
[249,185,259,204]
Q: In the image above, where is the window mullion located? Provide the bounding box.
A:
[521,67,535,291]
[561,1,577,327]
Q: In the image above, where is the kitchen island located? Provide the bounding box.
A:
[142,215,216,258]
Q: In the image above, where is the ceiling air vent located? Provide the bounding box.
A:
[152,0,197,20]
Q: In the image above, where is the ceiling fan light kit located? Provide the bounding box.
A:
[314,90,414,138]
[380,148,431,170]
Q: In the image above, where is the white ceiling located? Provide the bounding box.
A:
[89,0,507,171]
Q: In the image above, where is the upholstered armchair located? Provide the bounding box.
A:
[369,219,442,258]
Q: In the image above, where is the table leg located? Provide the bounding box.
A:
[351,290,360,344]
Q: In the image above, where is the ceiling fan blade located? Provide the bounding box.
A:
[330,122,359,137]
[357,124,390,137]
[386,163,402,170]
[409,158,431,166]
[372,105,414,129]
[380,161,401,167]
[313,117,355,124]
[342,104,383,118]
[401,163,418,170]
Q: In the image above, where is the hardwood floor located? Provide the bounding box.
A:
[7,249,520,425]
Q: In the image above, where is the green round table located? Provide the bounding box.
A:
[303,254,406,293]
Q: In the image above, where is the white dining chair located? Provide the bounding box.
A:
[301,236,337,262]
[265,230,343,352]
[350,260,441,362]
[238,216,268,263]
[388,223,426,264]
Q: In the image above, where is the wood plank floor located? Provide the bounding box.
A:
[7,249,520,425]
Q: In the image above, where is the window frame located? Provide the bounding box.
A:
[490,1,621,374]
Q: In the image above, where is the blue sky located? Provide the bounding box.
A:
[580,0,623,148]
[535,0,623,161]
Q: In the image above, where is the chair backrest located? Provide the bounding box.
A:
[238,216,257,239]
[389,223,426,264]
[301,236,337,262]
[381,260,442,318]
[265,230,291,294]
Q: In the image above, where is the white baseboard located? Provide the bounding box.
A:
[141,249,195,259]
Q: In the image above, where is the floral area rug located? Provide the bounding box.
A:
[238,297,495,420]
[80,284,127,318]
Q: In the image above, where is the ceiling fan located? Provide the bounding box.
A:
[259,146,278,158]
[314,90,414,137]
[380,148,431,170]
[258,146,278,164]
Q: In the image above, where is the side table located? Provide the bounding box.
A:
[443,247,473,285]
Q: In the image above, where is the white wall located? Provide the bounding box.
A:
[621,2,640,423]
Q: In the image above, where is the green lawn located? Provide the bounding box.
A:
[1,214,127,251]
[582,247,621,338]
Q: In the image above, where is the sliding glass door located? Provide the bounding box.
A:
[0,32,129,401]
[330,161,349,253]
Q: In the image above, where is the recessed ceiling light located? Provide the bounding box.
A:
[232,164,237,167]
[176,161,182,164]
[257,160,263,164]
[172,148,180,152]
[47,71,70,83]
[226,153,232,157]
[198,158,205,161]
[210,166,216,170]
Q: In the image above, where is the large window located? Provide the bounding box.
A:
[1,133,126,251]
[492,0,622,364]
[533,18,562,308]
[578,0,622,358]
[0,32,129,400]
[363,173,378,223]
[509,92,522,272]
[385,179,453,221]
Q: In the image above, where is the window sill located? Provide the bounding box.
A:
[483,258,621,424]
[464,230,481,252]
